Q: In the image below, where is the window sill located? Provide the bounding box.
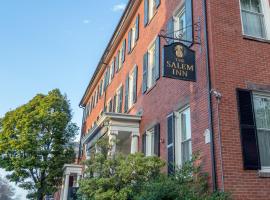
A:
[243,35,270,44]
[258,170,270,178]
[126,104,136,114]
[129,42,138,54]
[145,83,157,95]
[145,10,158,27]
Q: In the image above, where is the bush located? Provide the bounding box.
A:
[78,139,230,200]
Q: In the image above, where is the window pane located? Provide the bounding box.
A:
[179,11,186,40]
[182,140,192,163]
[241,0,250,10]
[254,96,270,129]
[257,130,270,166]
[250,0,261,12]
[242,10,265,38]
[254,95,270,167]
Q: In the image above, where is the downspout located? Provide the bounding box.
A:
[202,0,217,191]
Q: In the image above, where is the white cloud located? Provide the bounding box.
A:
[83,19,90,24]
[112,3,126,12]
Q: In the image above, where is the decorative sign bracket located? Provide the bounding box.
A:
[159,21,201,45]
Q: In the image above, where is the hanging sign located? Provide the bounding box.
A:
[163,42,196,82]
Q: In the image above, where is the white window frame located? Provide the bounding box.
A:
[175,106,192,167]
[147,41,156,89]
[253,92,270,172]
[148,0,156,22]
[145,128,155,156]
[174,7,187,41]
[106,98,112,113]
[118,49,123,70]
[128,67,135,109]
[239,0,270,40]
[108,63,113,84]
[115,85,122,113]
[131,25,136,49]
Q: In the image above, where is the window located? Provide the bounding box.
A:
[128,71,134,109]
[145,128,155,156]
[143,124,160,156]
[108,64,112,84]
[149,0,156,21]
[118,50,123,70]
[142,37,160,94]
[107,99,113,112]
[167,0,193,46]
[99,79,104,97]
[148,43,156,89]
[115,85,123,113]
[144,0,160,26]
[131,26,136,49]
[174,7,187,41]
[253,94,270,170]
[128,16,139,53]
[240,0,270,39]
[175,107,192,167]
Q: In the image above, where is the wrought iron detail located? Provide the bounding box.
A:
[159,21,201,45]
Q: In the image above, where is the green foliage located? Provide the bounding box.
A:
[78,139,165,200]
[0,89,78,199]
[133,155,230,200]
[79,140,230,200]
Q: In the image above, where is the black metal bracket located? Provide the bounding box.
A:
[159,21,201,45]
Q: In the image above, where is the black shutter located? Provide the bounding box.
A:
[135,15,140,41]
[185,0,193,47]
[122,39,126,63]
[154,123,160,156]
[166,17,174,44]
[128,30,132,53]
[237,89,261,170]
[115,53,119,72]
[133,65,138,104]
[113,94,117,113]
[167,113,175,174]
[111,59,115,78]
[119,86,123,113]
[142,52,148,94]
[155,37,160,80]
[124,75,129,113]
[142,133,146,155]
[144,0,149,26]
[103,72,107,92]
[155,0,160,8]
[108,99,112,112]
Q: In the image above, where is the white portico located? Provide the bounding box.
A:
[82,112,141,157]
[60,164,83,200]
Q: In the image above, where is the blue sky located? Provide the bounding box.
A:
[0,0,127,198]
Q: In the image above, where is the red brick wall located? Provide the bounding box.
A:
[207,0,270,199]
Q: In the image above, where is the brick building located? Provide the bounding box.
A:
[59,0,270,199]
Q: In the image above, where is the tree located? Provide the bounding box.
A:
[0,89,78,200]
[0,176,15,200]
[79,139,230,200]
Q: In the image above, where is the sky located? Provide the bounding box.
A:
[0,0,128,199]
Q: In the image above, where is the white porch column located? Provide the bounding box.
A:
[76,174,82,187]
[60,177,65,200]
[108,130,118,157]
[62,174,70,200]
[131,132,139,154]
